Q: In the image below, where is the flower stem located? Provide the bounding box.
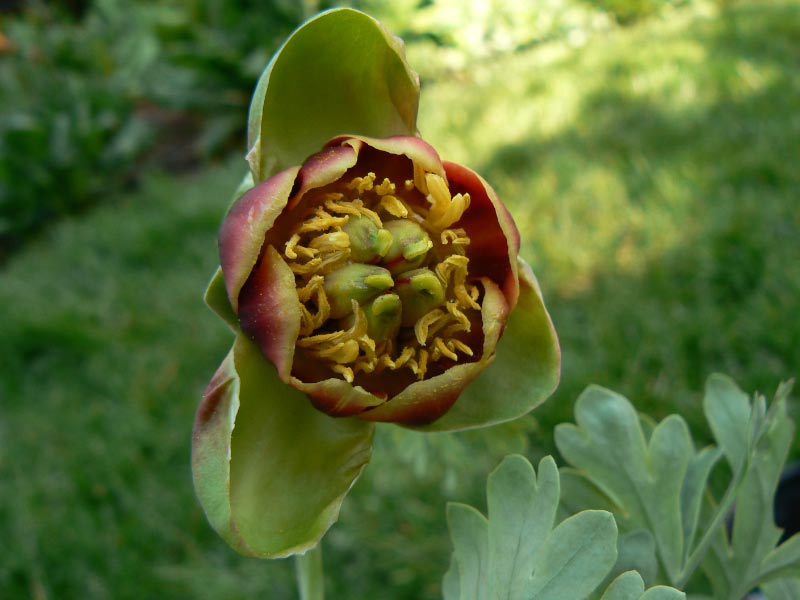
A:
[295,543,324,600]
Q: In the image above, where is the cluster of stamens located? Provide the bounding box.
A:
[283,164,479,383]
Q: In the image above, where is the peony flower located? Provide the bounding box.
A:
[192,8,559,558]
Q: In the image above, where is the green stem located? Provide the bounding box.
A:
[295,543,324,600]
[675,464,746,589]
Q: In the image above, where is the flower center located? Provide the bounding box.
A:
[282,166,479,383]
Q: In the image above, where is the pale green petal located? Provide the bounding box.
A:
[192,335,375,558]
[247,8,420,181]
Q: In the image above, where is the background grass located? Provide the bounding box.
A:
[1,0,798,598]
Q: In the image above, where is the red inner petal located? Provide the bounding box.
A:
[444,161,518,301]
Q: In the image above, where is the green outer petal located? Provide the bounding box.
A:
[192,348,249,554]
[418,257,560,431]
[249,8,420,181]
[204,267,239,331]
[192,335,375,558]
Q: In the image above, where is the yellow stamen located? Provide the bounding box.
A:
[413,163,429,195]
[332,364,354,383]
[445,301,472,333]
[374,178,396,195]
[296,208,349,233]
[346,172,376,193]
[441,228,470,246]
[435,337,458,361]
[414,308,445,346]
[379,194,409,218]
[309,231,350,253]
[449,339,474,356]
[289,257,323,275]
[325,198,382,228]
[424,173,470,231]
[416,349,429,379]
[288,165,483,383]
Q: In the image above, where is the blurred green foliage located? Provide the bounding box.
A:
[1,0,686,257]
[1,0,798,598]
[0,0,319,255]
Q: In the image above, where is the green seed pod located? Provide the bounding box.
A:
[342,215,393,263]
[342,292,403,341]
[382,219,433,275]
[324,263,394,318]
[395,268,445,327]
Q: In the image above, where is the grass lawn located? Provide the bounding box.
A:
[1,1,798,598]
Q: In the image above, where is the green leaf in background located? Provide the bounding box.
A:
[445,503,490,600]
[600,571,685,600]
[444,455,617,600]
[703,374,757,473]
[612,530,659,588]
[192,334,374,557]
[762,576,800,600]
[702,378,799,600]
[554,385,693,583]
[246,8,420,182]
[487,455,560,599]
[526,509,617,600]
[554,374,800,598]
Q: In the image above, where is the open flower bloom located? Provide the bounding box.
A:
[192,8,559,559]
[221,134,527,425]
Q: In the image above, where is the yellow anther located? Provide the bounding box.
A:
[285,233,301,259]
[404,179,414,191]
[414,308,445,346]
[435,337,459,361]
[449,339,474,357]
[332,364,354,383]
[374,178,396,195]
[424,173,470,231]
[311,285,330,331]
[315,251,349,275]
[455,282,481,310]
[390,346,415,370]
[297,275,323,302]
[379,194,409,218]
[296,210,349,233]
[289,257,322,275]
[416,349,429,379]
[309,231,350,252]
[347,172,376,193]
[445,301,472,333]
[436,254,469,286]
[299,304,314,336]
[325,198,383,228]
[441,229,470,246]
[413,163,429,195]
[353,357,378,375]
